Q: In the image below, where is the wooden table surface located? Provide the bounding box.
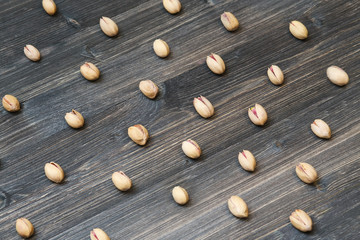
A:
[0,0,359,239]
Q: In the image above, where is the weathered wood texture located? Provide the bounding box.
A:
[0,0,359,239]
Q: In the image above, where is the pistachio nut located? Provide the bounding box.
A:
[24,44,41,61]
[248,103,268,126]
[206,53,225,75]
[128,124,149,145]
[289,20,308,40]
[44,162,65,183]
[181,139,201,159]
[163,0,181,14]
[16,218,34,238]
[267,65,284,85]
[139,80,159,99]
[42,0,57,15]
[289,209,312,232]
[228,195,248,218]
[326,65,349,86]
[238,150,256,172]
[311,119,331,139]
[153,39,170,58]
[90,228,110,240]
[2,94,20,112]
[193,96,214,118]
[296,162,317,184]
[99,16,119,37]
[80,62,100,81]
[112,171,132,191]
[220,12,239,31]
[65,109,85,129]
[172,186,189,205]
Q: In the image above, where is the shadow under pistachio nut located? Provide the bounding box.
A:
[193,95,214,118]
[99,16,119,37]
[289,209,312,232]
[172,186,189,205]
[289,20,308,40]
[128,124,149,145]
[44,162,65,183]
[267,65,284,85]
[326,65,349,86]
[139,80,159,99]
[16,218,34,238]
[206,53,226,75]
[221,12,239,31]
[2,94,20,112]
[42,0,57,15]
[112,171,132,191]
[80,62,100,81]
[153,39,170,58]
[181,139,201,159]
[90,228,110,240]
[163,0,181,14]
[248,103,268,126]
[228,195,248,218]
[311,119,331,139]
[24,44,41,61]
[65,109,85,129]
[296,162,317,184]
[238,150,256,172]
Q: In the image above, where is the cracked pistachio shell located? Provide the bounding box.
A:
[248,104,268,126]
[128,124,149,145]
[267,65,284,85]
[99,16,119,37]
[24,44,41,61]
[153,39,170,58]
[2,94,20,112]
[311,119,331,139]
[206,53,225,75]
[193,96,214,118]
[172,186,189,205]
[326,66,349,86]
[16,218,34,238]
[181,139,201,159]
[112,171,132,191]
[296,162,317,184]
[139,80,159,99]
[228,196,248,218]
[44,162,65,183]
[289,20,308,40]
[80,62,100,81]
[238,150,256,172]
[221,12,239,31]
[289,209,312,232]
[65,109,85,129]
[163,0,181,14]
[90,228,110,240]
[42,0,57,15]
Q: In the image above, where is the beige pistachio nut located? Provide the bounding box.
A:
[238,150,256,172]
[289,209,312,232]
[172,186,189,205]
[326,66,349,86]
[44,162,65,183]
[139,80,159,99]
[80,62,100,81]
[206,53,225,75]
[163,0,181,14]
[296,163,317,184]
[220,12,239,31]
[99,16,119,37]
[248,104,268,126]
[182,139,201,159]
[16,218,34,238]
[2,94,20,112]
[128,124,149,145]
[90,228,110,240]
[311,119,331,139]
[65,109,85,129]
[112,171,132,191]
[267,65,284,85]
[289,20,308,40]
[228,195,248,218]
[153,39,170,58]
[193,96,214,118]
[42,0,57,15]
[24,44,41,61]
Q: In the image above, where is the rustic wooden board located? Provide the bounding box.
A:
[0,0,359,239]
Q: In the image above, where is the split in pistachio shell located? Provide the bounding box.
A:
[221,12,239,31]
[65,109,85,129]
[248,104,268,126]
[24,45,41,61]
[289,209,312,232]
[181,139,201,159]
[206,53,225,75]
[289,20,308,40]
[193,96,214,118]
[296,162,317,184]
[90,228,110,240]
[16,218,34,238]
[238,150,256,172]
[163,0,181,14]
[2,94,20,112]
[227,195,248,218]
[99,16,119,37]
[128,124,149,145]
[311,119,331,139]
[80,62,100,81]
[44,162,65,183]
[112,171,132,191]
[139,80,159,99]
[267,65,284,85]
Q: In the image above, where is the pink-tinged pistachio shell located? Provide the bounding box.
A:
[248,104,268,126]
[181,139,201,159]
[326,66,349,86]
[80,62,100,81]
[112,171,132,191]
[128,124,149,145]
[24,44,41,61]
[65,109,85,129]
[16,218,34,238]
[90,228,110,240]
[99,16,119,37]
[2,94,20,112]
[193,96,214,118]
[139,80,159,99]
[206,53,225,75]
[311,119,331,139]
[228,196,248,218]
[296,163,317,184]
[267,65,284,85]
[289,209,312,232]
[289,21,308,40]
[44,162,65,183]
[238,150,256,172]
[220,12,239,31]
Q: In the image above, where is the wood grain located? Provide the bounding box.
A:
[0,0,359,239]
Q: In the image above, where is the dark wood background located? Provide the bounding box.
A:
[0,0,359,239]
